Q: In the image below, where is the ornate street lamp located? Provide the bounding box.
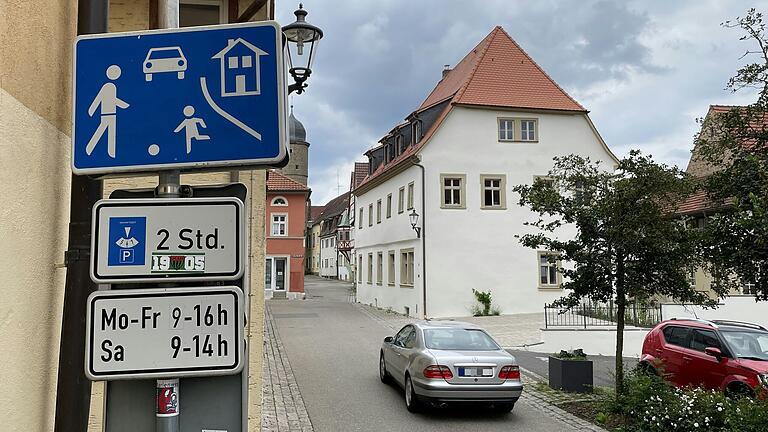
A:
[409,209,421,238]
[282,4,323,94]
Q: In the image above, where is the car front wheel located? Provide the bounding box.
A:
[405,375,420,413]
[379,352,389,383]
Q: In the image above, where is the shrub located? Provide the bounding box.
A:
[470,289,501,316]
[604,368,768,432]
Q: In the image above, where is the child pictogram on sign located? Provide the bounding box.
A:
[174,105,210,154]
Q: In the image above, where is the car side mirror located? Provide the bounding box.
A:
[384,336,393,343]
[705,347,723,360]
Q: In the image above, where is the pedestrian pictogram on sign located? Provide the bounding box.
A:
[72,22,287,175]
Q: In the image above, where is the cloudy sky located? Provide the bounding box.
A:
[276,0,767,205]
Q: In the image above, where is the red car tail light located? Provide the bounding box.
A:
[423,365,453,379]
[499,365,520,380]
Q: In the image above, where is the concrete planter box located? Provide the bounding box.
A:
[548,356,593,393]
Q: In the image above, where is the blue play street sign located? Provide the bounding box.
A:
[72,22,288,175]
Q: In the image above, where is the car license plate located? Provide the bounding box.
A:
[459,367,492,377]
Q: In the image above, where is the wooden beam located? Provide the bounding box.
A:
[149,0,159,29]
[228,0,238,23]
[237,0,268,23]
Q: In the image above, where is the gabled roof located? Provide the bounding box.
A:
[212,38,267,59]
[356,26,590,193]
[266,170,309,192]
[315,192,350,223]
[419,26,585,112]
[309,205,325,222]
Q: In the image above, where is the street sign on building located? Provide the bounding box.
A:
[72,21,288,175]
[85,286,244,380]
[91,198,244,283]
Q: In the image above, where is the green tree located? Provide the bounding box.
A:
[695,9,768,299]
[514,151,714,398]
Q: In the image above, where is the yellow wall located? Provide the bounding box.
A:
[0,1,77,431]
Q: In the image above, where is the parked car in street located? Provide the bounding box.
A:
[640,318,768,396]
[379,321,523,412]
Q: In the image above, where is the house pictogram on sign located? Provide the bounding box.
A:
[212,38,268,97]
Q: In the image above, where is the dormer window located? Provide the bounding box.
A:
[413,120,422,144]
[395,135,403,156]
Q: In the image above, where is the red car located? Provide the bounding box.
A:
[640,318,768,396]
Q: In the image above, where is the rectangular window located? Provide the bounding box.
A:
[687,269,697,290]
[440,174,466,209]
[480,175,506,209]
[388,251,396,285]
[520,119,537,141]
[368,204,373,227]
[358,255,363,283]
[413,121,422,144]
[271,214,287,236]
[398,187,405,213]
[228,56,238,69]
[241,55,252,68]
[386,194,392,218]
[359,208,364,229]
[498,118,514,141]
[407,182,415,210]
[538,252,560,288]
[400,249,414,286]
[180,0,227,26]
[377,199,382,223]
[367,253,373,283]
[376,252,383,285]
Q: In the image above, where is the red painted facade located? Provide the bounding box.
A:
[266,171,310,295]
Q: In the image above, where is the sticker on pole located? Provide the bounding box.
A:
[85,286,244,380]
[91,198,244,283]
[72,21,288,175]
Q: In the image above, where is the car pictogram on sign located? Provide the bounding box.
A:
[143,46,187,81]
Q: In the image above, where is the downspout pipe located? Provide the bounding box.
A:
[414,160,427,319]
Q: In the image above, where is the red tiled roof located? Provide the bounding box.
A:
[419,26,585,112]
[352,162,369,189]
[676,190,712,215]
[266,170,309,192]
[357,26,588,192]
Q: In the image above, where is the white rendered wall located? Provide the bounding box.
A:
[355,166,423,317]
[419,106,616,317]
[662,297,768,329]
[320,235,337,278]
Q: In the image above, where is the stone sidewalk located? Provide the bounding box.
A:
[261,304,314,432]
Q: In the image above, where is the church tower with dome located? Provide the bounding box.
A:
[281,106,310,186]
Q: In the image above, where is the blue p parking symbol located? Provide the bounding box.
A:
[108,217,147,266]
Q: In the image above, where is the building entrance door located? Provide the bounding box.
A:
[274,258,286,291]
[265,257,288,291]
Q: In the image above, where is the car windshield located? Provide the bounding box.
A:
[721,330,768,361]
[424,328,500,351]
[148,48,182,59]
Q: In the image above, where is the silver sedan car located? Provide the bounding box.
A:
[379,321,523,412]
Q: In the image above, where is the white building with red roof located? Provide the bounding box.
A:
[352,26,618,318]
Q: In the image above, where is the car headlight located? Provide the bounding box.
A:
[759,374,768,388]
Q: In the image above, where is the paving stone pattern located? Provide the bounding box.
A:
[261,304,314,432]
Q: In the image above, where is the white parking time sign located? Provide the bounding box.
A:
[85,286,244,380]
